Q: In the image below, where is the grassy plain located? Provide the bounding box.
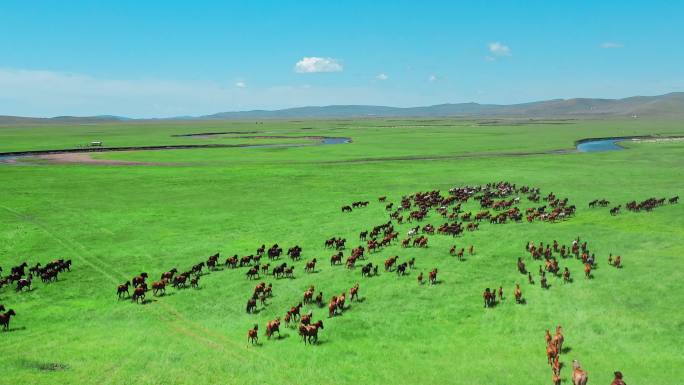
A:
[0,118,683,385]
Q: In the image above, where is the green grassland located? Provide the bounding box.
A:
[0,118,683,385]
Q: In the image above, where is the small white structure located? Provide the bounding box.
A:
[90,141,103,147]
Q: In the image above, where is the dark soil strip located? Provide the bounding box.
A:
[0,136,352,158]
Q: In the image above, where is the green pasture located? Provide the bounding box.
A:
[0,118,682,385]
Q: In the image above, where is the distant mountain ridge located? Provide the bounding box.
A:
[202,92,684,119]
[1,93,683,123]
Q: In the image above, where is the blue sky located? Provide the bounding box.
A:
[1,1,682,117]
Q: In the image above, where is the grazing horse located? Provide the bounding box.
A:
[614,255,622,268]
[190,275,200,288]
[417,272,423,285]
[0,309,17,331]
[265,318,281,339]
[350,283,359,301]
[571,360,588,385]
[428,268,438,285]
[117,281,131,299]
[584,263,592,279]
[248,324,259,345]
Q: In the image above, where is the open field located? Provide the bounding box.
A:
[1,118,683,385]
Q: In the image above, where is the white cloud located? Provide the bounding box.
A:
[294,57,343,73]
[488,42,511,57]
[428,74,437,82]
[376,73,389,81]
[601,42,624,49]
[235,81,247,88]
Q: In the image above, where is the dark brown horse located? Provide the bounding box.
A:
[0,309,17,331]
[117,281,131,299]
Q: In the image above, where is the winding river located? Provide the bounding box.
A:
[0,135,680,165]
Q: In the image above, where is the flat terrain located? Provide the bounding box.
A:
[1,118,683,385]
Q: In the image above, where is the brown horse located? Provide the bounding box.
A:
[546,343,558,365]
[428,268,438,284]
[350,283,359,301]
[417,272,423,285]
[554,329,564,352]
[299,320,324,344]
[132,286,147,303]
[246,296,257,313]
[328,296,337,317]
[514,284,522,304]
[552,355,561,375]
[305,258,317,273]
[614,255,622,268]
[265,318,281,339]
[611,371,626,385]
[132,272,148,287]
[152,279,167,296]
[117,281,131,299]
[160,268,177,281]
[248,324,259,344]
[572,360,588,385]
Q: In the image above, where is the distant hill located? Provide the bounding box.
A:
[1,93,682,123]
[202,92,684,119]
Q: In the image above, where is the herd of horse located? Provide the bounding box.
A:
[2,180,666,384]
[0,258,73,331]
[596,195,678,216]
